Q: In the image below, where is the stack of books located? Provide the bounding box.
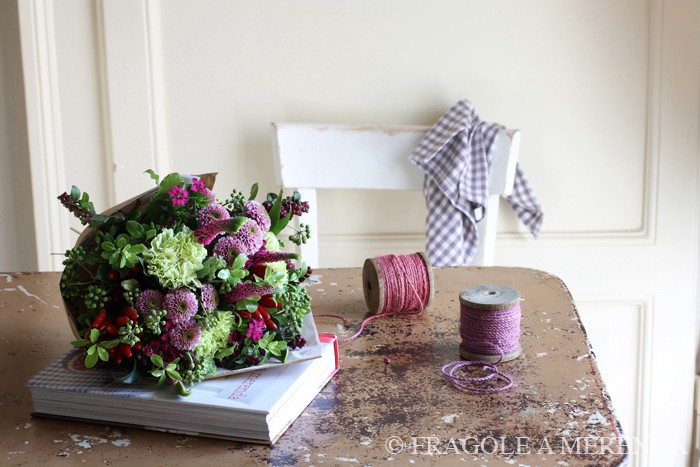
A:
[27,334,339,444]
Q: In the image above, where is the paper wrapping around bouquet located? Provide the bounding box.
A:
[61,172,325,379]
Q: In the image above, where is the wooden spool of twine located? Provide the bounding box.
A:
[362,252,434,315]
[458,284,522,363]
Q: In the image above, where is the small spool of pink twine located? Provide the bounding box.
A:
[458,284,522,363]
[442,284,522,393]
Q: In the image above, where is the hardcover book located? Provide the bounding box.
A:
[27,333,339,444]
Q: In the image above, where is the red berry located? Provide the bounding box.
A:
[92,310,107,328]
[106,271,119,281]
[121,306,138,320]
[384,356,391,364]
[119,343,132,358]
[259,295,280,308]
[237,310,252,319]
[114,315,130,327]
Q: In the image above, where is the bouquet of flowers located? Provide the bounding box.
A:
[58,171,315,395]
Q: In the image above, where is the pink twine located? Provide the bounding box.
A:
[442,301,521,393]
[441,361,513,393]
[317,253,431,343]
[459,303,521,356]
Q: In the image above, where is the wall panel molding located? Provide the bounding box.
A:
[574,297,652,466]
[18,0,68,271]
[96,0,168,204]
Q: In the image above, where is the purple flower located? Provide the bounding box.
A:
[198,203,229,228]
[213,235,244,267]
[200,283,218,312]
[163,288,198,323]
[135,289,164,316]
[168,185,189,207]
[170,322,202,351]
[246,318,265,342]
[233,219,264,256]
[243,200,271,233]
[221,282,275,303]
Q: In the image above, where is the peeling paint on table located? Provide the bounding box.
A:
[1,268,627,466]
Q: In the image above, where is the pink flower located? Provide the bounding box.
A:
[168,185,189,206]
[246,318,266,342]
[190,178,206,193]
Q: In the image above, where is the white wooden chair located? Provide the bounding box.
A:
[271,122,521,268]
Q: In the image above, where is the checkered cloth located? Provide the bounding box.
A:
[410,100,543,266]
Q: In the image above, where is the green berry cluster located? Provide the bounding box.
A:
[83,284,109,312]
[142,309,167,334]
[223,189,247,215]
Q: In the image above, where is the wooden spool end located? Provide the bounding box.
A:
[362,252,434,314]
[459,343,522,363]
[458,284,522,363]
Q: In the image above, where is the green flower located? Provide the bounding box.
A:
[143,227,207,289]
[262,231,287,280]
[193,310,235,371]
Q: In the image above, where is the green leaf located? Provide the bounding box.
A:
[158,172,184,194]
[85,352,98,368]
[101,339,120,349]
[165,369,181,381]
[268,189,284,228]
[150,354,164,367]
[90,328,100,342]
[217,269,231,281]
[70,185,81,201]
[272,212,291,235]
[228,216,247,234]
[126,220,144,237]
[129,244,147,255]
[71,339,89,347]
[232,253,247,270]
[249,183,259,200]
[101,242,116,252]
[144,169,160,185]
[151,369,164,378]
[97,346,109,361]
[87,345,97,355]
[175,381,192,397]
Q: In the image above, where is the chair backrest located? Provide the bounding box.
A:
[271,122,521,268]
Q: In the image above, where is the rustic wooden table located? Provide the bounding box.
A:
[1,267,627,466]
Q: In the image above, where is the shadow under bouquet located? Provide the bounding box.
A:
[58,171,316,395]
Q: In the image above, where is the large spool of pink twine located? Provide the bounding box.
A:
[362,252,434,315]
